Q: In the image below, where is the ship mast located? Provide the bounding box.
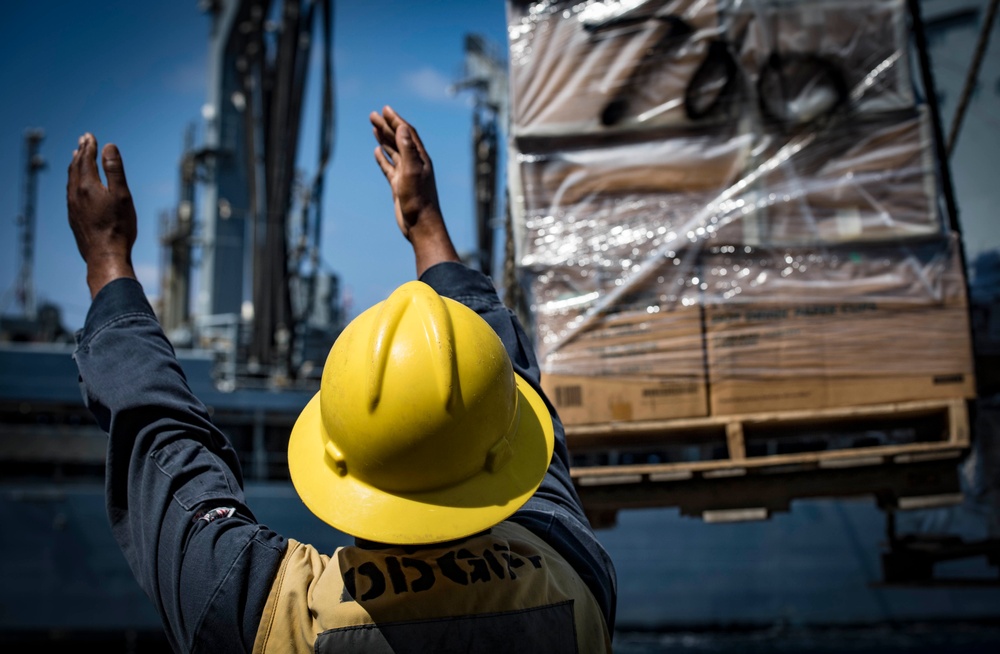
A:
[160,0,338,389]
[15,129,46,321]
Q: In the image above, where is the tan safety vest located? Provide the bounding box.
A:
[252,521,612,653]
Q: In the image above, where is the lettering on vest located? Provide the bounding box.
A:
[340,544,545,602]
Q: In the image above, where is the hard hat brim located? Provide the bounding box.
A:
[288,372,556,545]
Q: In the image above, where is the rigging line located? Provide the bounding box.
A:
[297,0,333,324]
[947,0,1000,156]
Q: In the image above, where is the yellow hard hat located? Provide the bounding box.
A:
[288,280,555,544]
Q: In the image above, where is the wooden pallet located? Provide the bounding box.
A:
[567,398,971,525]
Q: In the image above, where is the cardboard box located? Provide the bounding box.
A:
[541,308,709,425]
[513,128,752,271]
[507,0,722,136]
[545,308,706,378]
[543,372,707,425]
[705,302,976,414]
[507,0,913,136]
[527,259,702,359]
[512,108,941,277]
[703,236,975,414]
[702,236,969,305]
[715,109,942,246]
[734,0,914,115]
[529,265,709,425]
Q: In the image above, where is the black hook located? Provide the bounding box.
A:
[599,15,695,126]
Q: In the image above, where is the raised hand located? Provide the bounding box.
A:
[66,133,138,298]
[370,106,460,276]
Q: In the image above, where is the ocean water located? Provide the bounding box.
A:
[613,623,1000,653]
[3,481,1000,650]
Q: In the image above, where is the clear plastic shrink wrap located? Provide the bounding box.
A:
[508,0,725,135]
[507,0,913,136]
[701,235,975,414]
[505,0,975,424]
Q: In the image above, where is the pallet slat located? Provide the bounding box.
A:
[569,399,970,482]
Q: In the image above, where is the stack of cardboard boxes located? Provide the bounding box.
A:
[506,0,975,426]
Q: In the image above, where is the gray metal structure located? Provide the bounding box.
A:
[454,34,508,280]
[2,1,1000,648]
[14,130,46,321]
[182,0,336,383]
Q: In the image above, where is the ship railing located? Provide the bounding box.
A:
[192,313,244,392]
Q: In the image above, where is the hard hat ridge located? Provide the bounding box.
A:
[288,280,555,544]
[366,280,458,414]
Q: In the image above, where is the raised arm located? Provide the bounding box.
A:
[369,105,461,276]
[369,108,618,629]
[67,134,285,652]
[66,133,138,297]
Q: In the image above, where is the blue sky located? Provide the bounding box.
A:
[0,0,508,328]
[921,0,1000,271]
[0,0,997,331]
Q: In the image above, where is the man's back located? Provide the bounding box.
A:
[66,107,617,652]
[254,522,611,652]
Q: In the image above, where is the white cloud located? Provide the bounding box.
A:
[337,75,363,99]
[402,67,455,103]
[164,59,207,95]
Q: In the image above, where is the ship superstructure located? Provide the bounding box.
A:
[2,0,1000,649]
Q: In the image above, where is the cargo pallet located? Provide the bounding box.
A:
[567,398,971,527]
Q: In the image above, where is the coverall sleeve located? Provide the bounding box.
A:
[419,262,618,631]
[73,278,286,653]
